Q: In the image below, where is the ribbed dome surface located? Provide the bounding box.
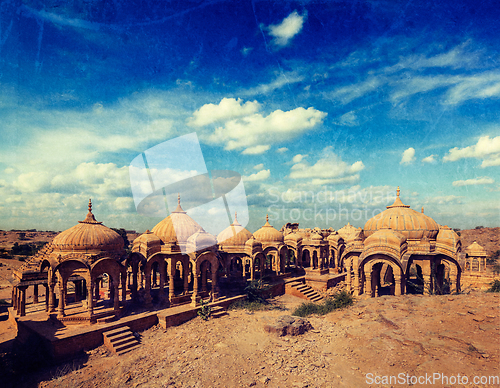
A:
[151,196,203,245]
[52,200,124,252]
[218,214,253,247]
[364,227,407,247]
[337,222,360,241]
[254,215,283,244]
[363,188,439,240]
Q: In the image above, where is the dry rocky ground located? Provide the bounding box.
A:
[1,228,499,388]
[3,291,498,388]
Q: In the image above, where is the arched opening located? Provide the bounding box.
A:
[434,263,448,294]
[302,250,311,268]
[406,263,424,294]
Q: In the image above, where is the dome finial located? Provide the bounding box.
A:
[235,211,238,222]
[421,206,424,213]
[79,198,100,224]
[266,214,269,222]
[173,193,186,213]
[397,186,400,197]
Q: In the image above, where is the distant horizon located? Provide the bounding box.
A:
[1,1,499,233]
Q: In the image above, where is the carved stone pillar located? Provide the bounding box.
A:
[144,265,153,307]
[48,281,56,313]
[113,282,120,316]
[12,287,17,311]
[191,271,199,307]
[57,280,66,318]
[33,284,39,304]
[183,265,189,295]
[346,264,352,293]
[364,267,372,296]
[43,283,49,311]
[394,274,402,296]
[121,272,127,305]
[87,281,94,319]
[18,286,28,317]
[211,266,219,302]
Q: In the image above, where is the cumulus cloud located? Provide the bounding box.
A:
[292,154,306,163]
[187,98,260,127]
[443,135,500,167]
[277,147,288,153]
[452,177,495,186]
[253,163,264,170]
[202,105,326,154]
[243,169,271,182]
[268,11,306,47]
[289,147,364,184]
[241,145,271,155]
[422,154,437,164]
[400,147,416,165]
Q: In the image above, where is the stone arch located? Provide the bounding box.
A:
[360,254,404,297]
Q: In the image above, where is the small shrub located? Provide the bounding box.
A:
[197,298,211,321]
[292,290,354,317]
[229,299,273,312]
[244,279,270,304]
[486,279,500,293]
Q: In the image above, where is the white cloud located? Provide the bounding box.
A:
[253,163,264,170]
[335,111,359,126]
[241,145,270,155]
[452,177,495,187]
[187,98,260,127]
[443,135,500,167]
[243,169,270,182]
[242,72,304,96]
[326,76,384,105]
[204,106,327,154]
[4,167,15,174]
[292,154,307,163]
[268,11,305,47]
[289,147,365,183]
[400,147,416,165]
[422,154,437,164]
[277,147,289,153]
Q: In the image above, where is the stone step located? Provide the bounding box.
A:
[291,282,324,303]
[117,343,141,356]
[103,326,140,356]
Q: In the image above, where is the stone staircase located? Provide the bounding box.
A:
[287,280,324,303]
[103,326,140,356]
[209,305,228,319]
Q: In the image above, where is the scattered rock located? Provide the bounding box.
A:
[263,315,313,337]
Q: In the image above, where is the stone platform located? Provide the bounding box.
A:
[10,295,245,362]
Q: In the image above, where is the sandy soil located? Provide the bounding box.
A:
[3,291,496,388]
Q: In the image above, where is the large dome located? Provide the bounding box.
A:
[254,215,283,244]
[363,187,439,240]
[151,195,204,245]
[52,200,124,252]
[217,213,253,248]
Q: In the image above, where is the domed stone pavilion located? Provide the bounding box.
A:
[12,200,127,322]
[340,187,463,297]
[130,195,220,307]
[217,213,264,281]
[254,215,287,275]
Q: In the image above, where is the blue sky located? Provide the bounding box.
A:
[1,0,499,233]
